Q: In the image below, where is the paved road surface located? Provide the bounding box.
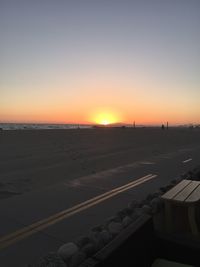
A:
[0,145,199,266]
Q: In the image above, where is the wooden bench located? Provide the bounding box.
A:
[162,179,200,236]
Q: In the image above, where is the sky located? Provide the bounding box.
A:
[0,0,200,125]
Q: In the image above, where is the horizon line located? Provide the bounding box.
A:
[0,121,199,127]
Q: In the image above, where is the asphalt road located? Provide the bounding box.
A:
[0,144,199,267]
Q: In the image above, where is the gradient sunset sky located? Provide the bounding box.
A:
[1,0,200,125]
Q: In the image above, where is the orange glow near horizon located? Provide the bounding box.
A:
[0,99,199,125]
[1,107,198,126]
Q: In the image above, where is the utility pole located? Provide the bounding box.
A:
[167,121,169,129]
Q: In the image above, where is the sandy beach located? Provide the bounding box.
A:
[0,127,200,200]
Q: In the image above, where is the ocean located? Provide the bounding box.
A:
[0,123,92,130]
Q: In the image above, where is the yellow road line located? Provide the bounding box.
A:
[0,173,157,250]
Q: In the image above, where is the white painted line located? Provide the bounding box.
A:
[0,173,157,250]
[182,158,192,163]
[140,161,155,165]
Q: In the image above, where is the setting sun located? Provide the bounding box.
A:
[93,111,119,125]
[101,119,110,126]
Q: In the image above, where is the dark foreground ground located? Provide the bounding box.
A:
[0,127,200,266]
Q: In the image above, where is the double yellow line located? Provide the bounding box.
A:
[0,173,157,250]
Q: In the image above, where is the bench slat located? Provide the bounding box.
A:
[186,184,200,203]
[174,181,200,202]
[162,180,191,200]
